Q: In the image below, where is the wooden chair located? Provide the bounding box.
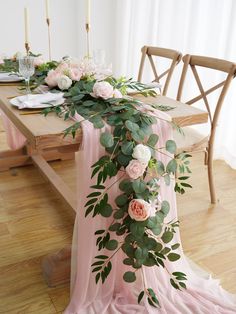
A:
[138,46,182,95]
[175,54,236,204]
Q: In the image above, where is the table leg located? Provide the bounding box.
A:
[42,245,72,287]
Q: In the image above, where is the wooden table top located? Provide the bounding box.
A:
[0,85,208,150]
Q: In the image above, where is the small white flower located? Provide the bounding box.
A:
[57,75,72,90]
[132,144,152,164]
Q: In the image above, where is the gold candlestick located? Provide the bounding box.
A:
[25,42,30,56]
[85,23,91,58]
[46,18,52,61]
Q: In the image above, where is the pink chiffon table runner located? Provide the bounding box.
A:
[64,111,236,314]
[1,102,235,313]
[0,110,26,150]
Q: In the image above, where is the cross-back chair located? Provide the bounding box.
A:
[175,54,236,204]
[138,46,182,96]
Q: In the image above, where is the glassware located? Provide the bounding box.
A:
[93,49,106,66]
[18,56,35,95]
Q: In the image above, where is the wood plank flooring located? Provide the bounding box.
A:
[0,127,235,313]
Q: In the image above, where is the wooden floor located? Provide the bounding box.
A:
[0,126,236,313]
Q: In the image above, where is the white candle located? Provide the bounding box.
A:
[45,0,50,19]
[24,7,29,44]
[86,0,91,24]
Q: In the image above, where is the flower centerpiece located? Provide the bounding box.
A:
[37,56,192,308]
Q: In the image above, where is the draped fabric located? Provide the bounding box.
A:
[0,110,26,150]
[64,111,236,314]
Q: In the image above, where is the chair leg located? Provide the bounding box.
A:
[207,146,217,204]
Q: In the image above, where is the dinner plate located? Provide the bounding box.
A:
[10,94,65,109]
[0,72,23,83]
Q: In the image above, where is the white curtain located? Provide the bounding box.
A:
[107,0,236,169]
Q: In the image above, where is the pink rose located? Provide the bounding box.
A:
[126,159,146,180]
[56,62,69,73]
[113,89,122,98]
[128,199,151,221]
[34,56,44,67]
[45,69,61,87]
[92,81,114,99]
[68,68,82,81]
[0,58,4,65]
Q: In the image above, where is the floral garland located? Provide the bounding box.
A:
[2,54,192,307]
[40,57,192,308]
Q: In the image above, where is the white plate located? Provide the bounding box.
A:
[10,94,65,109]
[0,72,23,83]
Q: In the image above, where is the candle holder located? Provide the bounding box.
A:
[46,18,52,61]
[85,23,91,58]
[25,42,30,56]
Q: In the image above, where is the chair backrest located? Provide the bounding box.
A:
[177,54,236,143]
[137,45,182,96]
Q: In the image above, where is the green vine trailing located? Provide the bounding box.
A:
[1,55,192,307]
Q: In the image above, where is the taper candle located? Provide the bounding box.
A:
[86,0,91,24]
[45,0,50,19]
[24,7,29,44]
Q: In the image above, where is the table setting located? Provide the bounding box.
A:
[0,0,235,313]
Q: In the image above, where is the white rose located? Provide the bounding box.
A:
[57,75,72,90]
[132,144,152,164]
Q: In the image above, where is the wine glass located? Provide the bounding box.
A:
[18,56,35,95]
[93,49,106,67]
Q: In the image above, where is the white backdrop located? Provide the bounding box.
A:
[0,0,78,60]
[1,0,236,168]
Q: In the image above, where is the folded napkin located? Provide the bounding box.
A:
[0,72,22,82]
[11,92,65,109]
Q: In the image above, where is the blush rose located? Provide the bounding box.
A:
[45,69,61,87]
[126,159,146,180]
[92,81,114,99]
[128,199,151,221]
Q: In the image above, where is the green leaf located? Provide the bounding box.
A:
[132,179,146,194]
[105,239,118,251]
[95,255,108,259]
[113,209,125,219]
[130,223,145,238]
[121,141,134,156]
[119,179,133,194]
[147,134,159,147]
[160,200,170,217]
[138,291,145,304]
[165,140,177,154]
[123,271,136,283]
[166,159,177,174]
[117,153,132,166]
[156,161,165,175]
[125,120,139,132]
[161,231,174,243]
[87,192,101,198]
[115,194,128,207]
[100,132,114,148]
[164,174,170,185]
[92,266,102,272]
[95,272,100,284]
[152,225,162,235]
[123,258,133,266]
[179,282,187,289]
[172,271,187,277]
[99,204,112,217]
[170,278,180,290]
[135,247,148,261]
[94,229,105,235]
[167,253,181,262]
[171,243,180,250]
[109,223,121,232]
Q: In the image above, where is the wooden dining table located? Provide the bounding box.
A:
[0,84,208,286]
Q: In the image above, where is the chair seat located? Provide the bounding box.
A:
[173,127,209,154]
